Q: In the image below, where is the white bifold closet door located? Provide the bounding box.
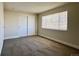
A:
[18,15,35,37]
[28,16,35,36]
[18,15,28,37]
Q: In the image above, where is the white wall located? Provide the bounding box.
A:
[4,10,36,39]
[0,3,4,55]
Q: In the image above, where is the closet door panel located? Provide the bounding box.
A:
[28,16,35,36]
[18,15,28,37]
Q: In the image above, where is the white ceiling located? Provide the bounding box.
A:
[4,2,66,14]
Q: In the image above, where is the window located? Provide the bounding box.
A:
[42,11,68,31]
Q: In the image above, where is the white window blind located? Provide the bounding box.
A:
[42,11,68,31]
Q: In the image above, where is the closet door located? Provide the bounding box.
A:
[18,15,28,37]
[28,15,35,36]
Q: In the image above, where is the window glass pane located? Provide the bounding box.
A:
[42,16,48,28]
[51,13,59,30]
[59,11,67,30]
[46,15,53,29]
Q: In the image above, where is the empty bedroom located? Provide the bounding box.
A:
[0,2,79,56]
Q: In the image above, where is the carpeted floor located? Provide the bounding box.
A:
[1,36,79,56]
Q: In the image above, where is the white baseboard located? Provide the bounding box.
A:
[4,35,36,40]
[4,36,24,40]
[39,34,79,49]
